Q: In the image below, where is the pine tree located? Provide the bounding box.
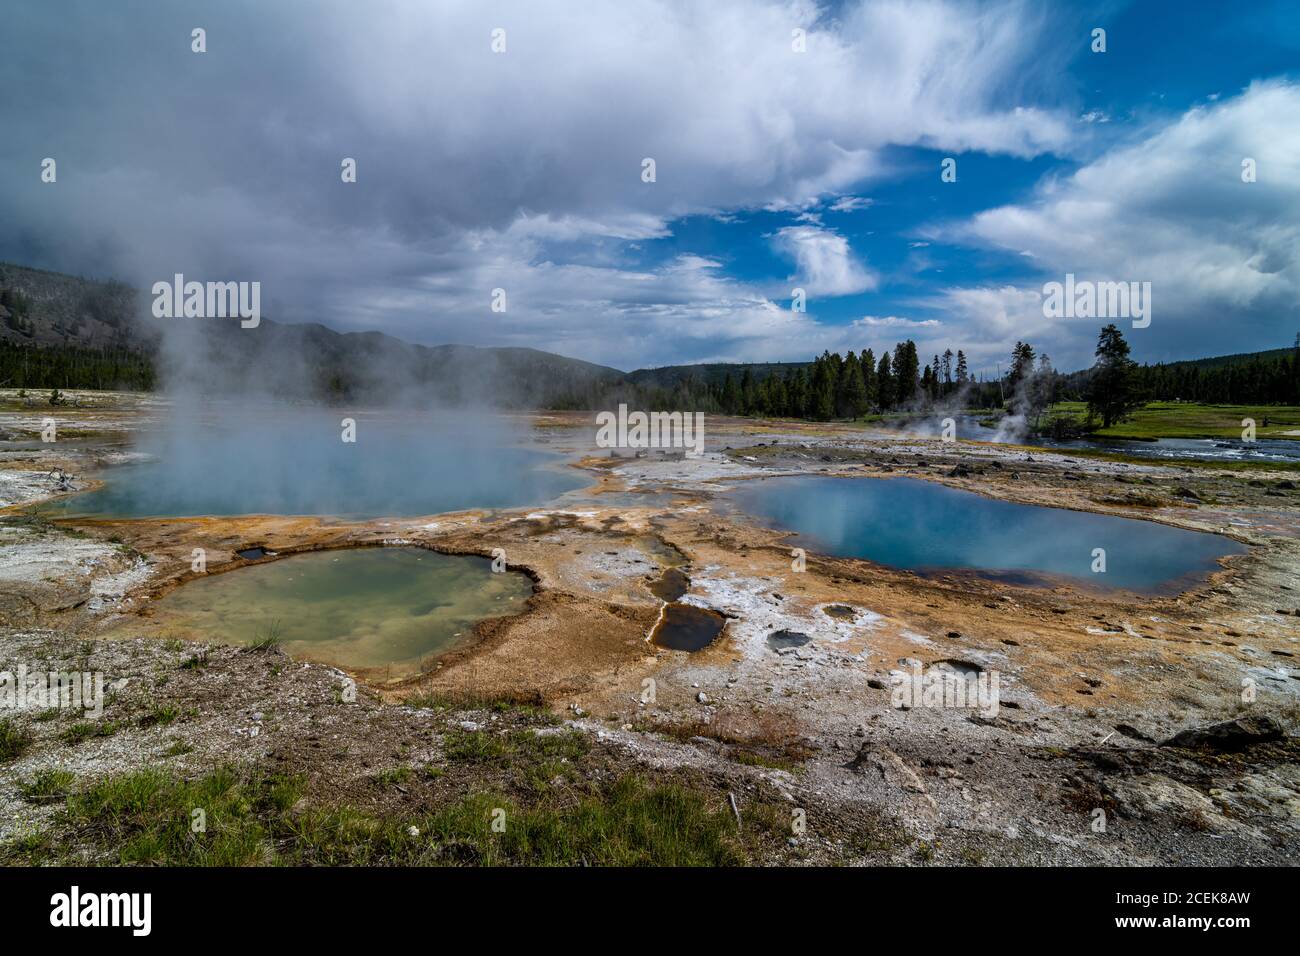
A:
[837,351,867,418]
[1008,341,1035,393]
[861,348,877,409]
[892,341,919,404]
[721,373,740,415]
[787,367,809,418]
[877,352,894,410]
[921,364,936,401]
[1029,352,1055,427]
[1086,324,1142,428]
[810,356,835,419]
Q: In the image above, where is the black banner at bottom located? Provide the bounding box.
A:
[0,865,1279,942]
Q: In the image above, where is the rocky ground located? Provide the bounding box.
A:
[0,396,1297,865]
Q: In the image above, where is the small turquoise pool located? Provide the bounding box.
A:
[730,476,1245,593]
[145,547,533,674]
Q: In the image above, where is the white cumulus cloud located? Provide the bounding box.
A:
[932,80,1300,366]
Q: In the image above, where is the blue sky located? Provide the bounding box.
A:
[1,0,1297,374]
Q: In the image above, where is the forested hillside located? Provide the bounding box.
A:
[2,262,1296,413]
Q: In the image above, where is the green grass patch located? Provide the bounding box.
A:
[402,690,559,723]
[1050,401,1300,441]
[0,718,34,762]
[284,774,753,866]
[245,619,283,653]
[44,764,768,866]
[443,727,589,764]
[0,827,57,865]
[61,720,118,745]
[138,704,180,728]
[371,766,414,788]
[728,748,801,772]
[18,768,76,803]
[65,765,296,865]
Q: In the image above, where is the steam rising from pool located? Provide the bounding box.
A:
[66,402,585,517]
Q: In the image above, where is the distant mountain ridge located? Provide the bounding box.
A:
[0,263,625,405]
[1,262,1293,404]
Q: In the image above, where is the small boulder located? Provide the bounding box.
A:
[1161,715,1284,752]
[1107,774,1221,824]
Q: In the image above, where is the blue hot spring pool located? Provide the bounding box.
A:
[730,476,1246,592]
[58,414,586,518]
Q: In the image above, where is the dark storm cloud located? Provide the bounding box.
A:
[0,1,1087,366]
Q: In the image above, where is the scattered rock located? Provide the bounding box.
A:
[1161,715,1284,752]
[1114,723,1156,744]
[850,743,926,794]
[1108,774,1222,825]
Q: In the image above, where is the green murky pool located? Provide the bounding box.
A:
[151,547,532,674]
